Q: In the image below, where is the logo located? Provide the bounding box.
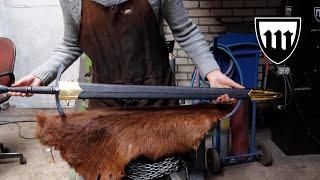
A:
[255,17,301,64]
[314,7,320,22]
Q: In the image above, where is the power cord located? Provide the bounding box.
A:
[277,67,320,146]
[0,120,36,140]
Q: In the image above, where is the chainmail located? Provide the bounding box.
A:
[125,156,180,180]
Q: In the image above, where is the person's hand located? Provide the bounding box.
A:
[206,69,244,104]
[8,75,43,97]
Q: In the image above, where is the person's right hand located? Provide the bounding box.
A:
[8,75,43,97]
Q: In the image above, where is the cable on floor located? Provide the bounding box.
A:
[0,120,36,140]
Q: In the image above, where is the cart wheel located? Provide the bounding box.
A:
[206,148,221,174]
[0,144,9,153]
[20,156,27,165]
[256,141,273,166]
[2,147,9,153]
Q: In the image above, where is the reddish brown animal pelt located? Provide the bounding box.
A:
[35,104,231,180]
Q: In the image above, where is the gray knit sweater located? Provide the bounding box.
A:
[31,0,220,85]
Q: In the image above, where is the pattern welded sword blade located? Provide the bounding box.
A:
[58,81,253,100]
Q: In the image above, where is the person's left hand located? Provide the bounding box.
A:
[206,69,245,104]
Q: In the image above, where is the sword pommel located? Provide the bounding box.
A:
[0,85,9,94]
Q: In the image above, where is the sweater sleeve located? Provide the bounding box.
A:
[31,0,83,85]
[161,0,220,79]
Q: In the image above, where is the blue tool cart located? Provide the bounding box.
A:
[191,33,272,173]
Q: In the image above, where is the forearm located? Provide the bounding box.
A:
[177,22,220,78]
[162,0,220,78]
[31,42,82,85]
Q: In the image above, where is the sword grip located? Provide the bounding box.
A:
[8,86,56,94]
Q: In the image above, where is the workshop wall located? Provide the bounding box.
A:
[0,0,79,108]
[166,0,282,87]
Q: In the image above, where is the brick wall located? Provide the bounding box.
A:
[165,0,282,86]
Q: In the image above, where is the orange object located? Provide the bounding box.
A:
[231,101,249,156]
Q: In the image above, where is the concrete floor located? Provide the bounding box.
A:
[1,108,320,180]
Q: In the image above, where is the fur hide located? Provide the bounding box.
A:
[35,104,231,180]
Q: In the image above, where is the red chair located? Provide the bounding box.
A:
[0,37,15,104]
[0,37,26,164]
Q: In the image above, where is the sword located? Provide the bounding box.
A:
[0,65,281,117]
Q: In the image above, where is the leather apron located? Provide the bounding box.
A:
[78,0,177,109]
